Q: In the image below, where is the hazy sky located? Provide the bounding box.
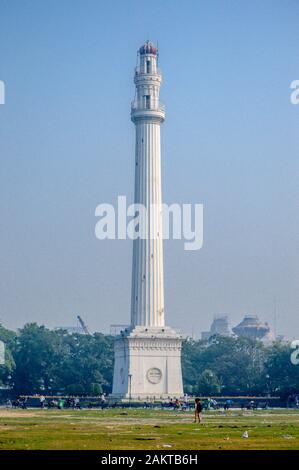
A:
[0,0,298,338]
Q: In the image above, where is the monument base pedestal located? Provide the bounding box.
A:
[111,326,183,400]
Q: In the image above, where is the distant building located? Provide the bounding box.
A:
[202,314,277,343]
[232,315,274,342]
[201,315,231,340]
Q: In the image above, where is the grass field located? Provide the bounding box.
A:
[0,408,299,450]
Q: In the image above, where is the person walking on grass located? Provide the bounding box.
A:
[194,398,203,423]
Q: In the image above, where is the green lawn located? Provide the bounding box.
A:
[0,408,299,450]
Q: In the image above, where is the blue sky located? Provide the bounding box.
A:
[0,0,298,338]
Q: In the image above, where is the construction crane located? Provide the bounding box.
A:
[77,315,91,335]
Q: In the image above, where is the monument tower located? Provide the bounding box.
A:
[112,42,183,399]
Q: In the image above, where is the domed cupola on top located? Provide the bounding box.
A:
[139,40,157,55]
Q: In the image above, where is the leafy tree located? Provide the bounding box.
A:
[91,383,102,395]
[264,342,299,399]
[4,322,299,399]
[182,336,267,396]
[181,338,206,394]
[0,324,16,346]
[12,323,65,394]
[197,369,221,395]
[55,331,114,394]
[11,324,114,395]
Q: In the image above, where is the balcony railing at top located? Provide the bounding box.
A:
[131,101,165,112]
[134,67,162,76]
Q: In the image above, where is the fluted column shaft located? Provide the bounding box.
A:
[130,119,164,327]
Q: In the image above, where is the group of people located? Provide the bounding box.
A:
[6,394,273,421]
[38,393,107,410]
[7,395,85,410]
[6,396,29,409]
[39,396,82,409]
[166,398,188,409]
[165,396,219,412]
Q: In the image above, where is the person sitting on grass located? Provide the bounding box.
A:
[194,398,202,423]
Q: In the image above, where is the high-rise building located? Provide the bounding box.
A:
[201,315,231,340]
[232,315,272,341]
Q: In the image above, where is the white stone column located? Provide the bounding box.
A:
[130,43,165,328]
[111,42,183,400]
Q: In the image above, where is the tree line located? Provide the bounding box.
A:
[0,323,298,398]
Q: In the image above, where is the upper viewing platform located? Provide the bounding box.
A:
[131,41,165,123]
[135,41,161,81]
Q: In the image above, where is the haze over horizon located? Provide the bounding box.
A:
[0,0,298,339]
